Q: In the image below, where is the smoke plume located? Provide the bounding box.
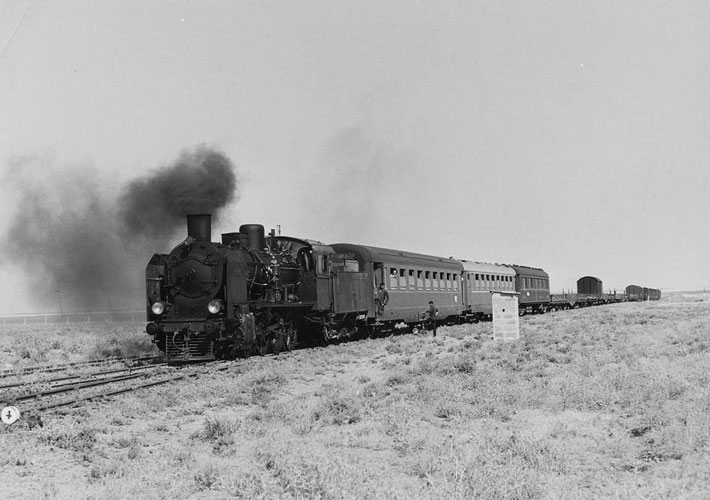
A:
[119,146,237,240]
[1,146,238,312]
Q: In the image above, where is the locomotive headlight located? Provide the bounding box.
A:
[207,299,224,314]
[151,301,166,315]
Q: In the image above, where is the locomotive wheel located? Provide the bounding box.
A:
[283,327,296,352]
[271,332,284,354]
[256,334,269,356]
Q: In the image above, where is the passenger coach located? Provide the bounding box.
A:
[330,244,464,325]
[458,260,516,321]
[510,265,551,314]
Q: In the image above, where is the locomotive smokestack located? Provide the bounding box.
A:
[187,214,212,242]
[239,224,265,251]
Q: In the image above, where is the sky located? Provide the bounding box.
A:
[0,1,708,313]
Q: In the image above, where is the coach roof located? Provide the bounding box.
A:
[330,243,463,270]
[458,260,516,276]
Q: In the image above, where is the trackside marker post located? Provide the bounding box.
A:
[2,406,20,425]
[492,292,520,340]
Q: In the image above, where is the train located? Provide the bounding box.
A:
[145,214,660,363]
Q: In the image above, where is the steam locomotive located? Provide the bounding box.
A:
[145,214,659,363]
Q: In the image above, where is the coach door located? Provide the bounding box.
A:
[308,245,334,311]
[374,263,385,290]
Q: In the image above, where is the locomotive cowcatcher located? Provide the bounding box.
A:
[145,214,370,363]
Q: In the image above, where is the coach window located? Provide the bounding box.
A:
[425,271,431,289]
[389,268,398,289]
[399,269,406,288]
[453,273,459,290]
[408,270,415,290]
[417,270,423,288]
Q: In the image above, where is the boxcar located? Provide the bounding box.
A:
[577,276,603,296]
[625,285,644,301]
[458,260,517,321]
[330,244,464,325]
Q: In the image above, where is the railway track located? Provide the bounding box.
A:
[0,355,163,379]
[1,361,229,424]
[0,363,165,392]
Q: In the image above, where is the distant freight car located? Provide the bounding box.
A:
[577,276,603,296]
[625,285,644,301]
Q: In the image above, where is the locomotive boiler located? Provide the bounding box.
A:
[146,214,318,362]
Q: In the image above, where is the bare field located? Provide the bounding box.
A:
[1,295,709,499]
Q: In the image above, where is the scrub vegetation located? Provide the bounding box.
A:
[1,292,709,499]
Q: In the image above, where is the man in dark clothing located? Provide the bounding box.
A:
[425,300,438,336]
[375,283,389,317]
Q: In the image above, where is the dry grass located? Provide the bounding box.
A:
[0,323,157,370]
[1,293,710,498]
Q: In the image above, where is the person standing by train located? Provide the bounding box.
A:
[424,300,438,336]
[375,282,389,317]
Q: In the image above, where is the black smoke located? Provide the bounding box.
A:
[119,146,237,240]
[1,146,238,312]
